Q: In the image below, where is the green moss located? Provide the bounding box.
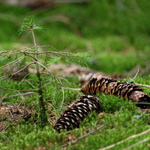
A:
[0,1,150,149]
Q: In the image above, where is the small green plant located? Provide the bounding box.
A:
[0,18,88,128]
[19,18,48,126]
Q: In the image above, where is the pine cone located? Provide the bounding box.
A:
[81,77,150,108]
[54,95,101,132]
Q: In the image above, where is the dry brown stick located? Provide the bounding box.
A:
[23,52,37,61]
[18,92,35,105]
[0,56,25,81]
[60,87,80,112]
[5,50,20,58]
[131,68,150,89]
[99,128,150,150]
[0,91,13,103]
[57,77,70,85]
[0,51,7,54]
[135,83,150,89]
[0,87,34,92]
[0,55,25,70]
[18,73,31,85]
[61,124,105,148]
[115,106,124,115]
[57,78,67,113]
[17,91,26,102]
[59,87,65,113]
[0,87,35,101]
[0,123,10,132]
[11,62,35,76]
[62,87,81,91]
[20,46,86,62]
[123,138,150,150]
[19,80,36,88]
[1,45,84,61]
[20,48,76,56]
[0,75,9,81]
[132,69,139,80]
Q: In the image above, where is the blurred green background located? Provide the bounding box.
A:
[0,0,150,74]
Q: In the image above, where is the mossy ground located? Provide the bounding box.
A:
[0,0,150,149]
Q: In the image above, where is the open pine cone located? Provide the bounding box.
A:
[54,95,101,132]
[81,77,150,108]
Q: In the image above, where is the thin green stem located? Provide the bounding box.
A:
[32,29,48,127]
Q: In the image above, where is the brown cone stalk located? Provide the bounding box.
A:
[81,77,150,108]
[54,95,101,132]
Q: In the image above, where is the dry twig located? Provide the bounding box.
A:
[10,62,34,76]
[59,87,65,113]
[0,56,25,70]
[99,128,150,150]
[132,69,139,80]
[123,138,150,150]
[135,83,150,89]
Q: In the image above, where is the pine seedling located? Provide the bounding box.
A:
[20,18,48,127]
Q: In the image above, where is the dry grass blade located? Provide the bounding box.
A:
[0,86,34,92]
[62,87,81,91]
[19,80,36,88]
[135,83,150,89]
[10,63,34,76]
[132,69,139,80]
[99,128,150,150]
[59,87,65,113]
[4,92,34,98]
[123,138,150,150]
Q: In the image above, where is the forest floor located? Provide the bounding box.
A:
[0,1,150,149]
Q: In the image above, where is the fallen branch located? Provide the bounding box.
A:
[99,128,150,150]
[123,138,150,150]
[0,87,34,92]
[5,92,34,98]
[135,83,150,89]
[62,87,81,91]
[18,80,36,88]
